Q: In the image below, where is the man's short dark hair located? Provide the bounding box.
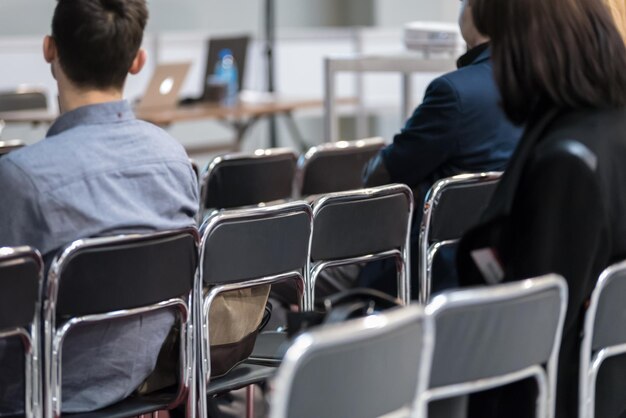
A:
[52,0,149,90]
[472,0,626,125]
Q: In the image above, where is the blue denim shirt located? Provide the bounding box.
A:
[0,101,198,414]
[0,100,198,258]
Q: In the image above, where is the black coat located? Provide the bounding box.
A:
[457,104,626,418]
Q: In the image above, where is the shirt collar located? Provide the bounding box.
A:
[47,100,135,137]
[456,42,491,69]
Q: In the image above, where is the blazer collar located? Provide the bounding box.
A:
[457,43,490,69]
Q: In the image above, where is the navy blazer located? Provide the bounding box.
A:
[380,46,522,206]
[359,45,522,298]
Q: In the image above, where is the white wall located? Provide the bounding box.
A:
[0,0,460,36]
[374,0,458,26]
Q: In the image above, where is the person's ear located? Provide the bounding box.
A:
[43,35,57,63]
[129,48,147,75]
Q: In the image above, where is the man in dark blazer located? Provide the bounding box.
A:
[360,0,522,297]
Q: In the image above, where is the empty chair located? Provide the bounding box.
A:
[418,274,567,418]
[0,139,26,156]
[419,172,501,303]
[308,184,413,307]
[579,261,626,418]
[197,201,312,418]
[0,247,43,418]
[200,148,297,212]
[0,89,47,113]
[43,229,198,418]
[297,137,385,196]
[269,305,433,418]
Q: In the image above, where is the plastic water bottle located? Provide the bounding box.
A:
[213,48,239,105]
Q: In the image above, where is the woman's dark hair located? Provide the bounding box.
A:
[472,0,626,124]
[52,0,148,90]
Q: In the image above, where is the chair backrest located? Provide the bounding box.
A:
[48,229,198,318]
[0,140,26,156]
[419,172,501,302]
[579,261,626,418]
[309,185,413,304]
[0,89,47,112]
[200,202,312,286]
[0,247,42,331]
[270,305,433,418]
[423,275,567,417]
[44,229,198,418]
[0,247,43,418]
[421,172,501,243]
[197,202,313,418]
[297,137,385,196]
[200,148,297,210]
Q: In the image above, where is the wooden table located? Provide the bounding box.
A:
[0,97,353,152]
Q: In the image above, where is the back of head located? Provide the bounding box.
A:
[472,0,626,125]
[52,0,148,90]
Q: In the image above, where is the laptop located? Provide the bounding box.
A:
[180,35,250,105]
[137,62,192,111]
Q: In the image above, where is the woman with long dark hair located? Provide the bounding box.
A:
[457,0,626,416]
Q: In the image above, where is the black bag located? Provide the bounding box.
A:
[286,288,402,338]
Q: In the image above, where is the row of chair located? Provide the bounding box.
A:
[0,134,502,305]
[1,184,412,418]
[3,182,625,418]
[276,258,626,418]
[200,137,385,211]
[201,142,504,304]
[272,274,567,418]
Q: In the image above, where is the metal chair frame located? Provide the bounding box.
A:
[579,261,626,418]
[43,230,198,418]
[295,137,385,196]
[0,246,44,418]
[199,147,298,214]
[269,305,434,418]
[418,275,567,418]
[308,184,414,307]
[418,172,502,303]
[197,202,313,418]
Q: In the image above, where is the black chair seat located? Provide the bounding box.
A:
[206,362,276,397]
[65,390,175,418]
[248,331,290,366]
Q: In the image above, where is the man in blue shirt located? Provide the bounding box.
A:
[360,0,522,297]
[0,0,198,414]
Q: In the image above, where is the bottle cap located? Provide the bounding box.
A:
[218,48,233,59]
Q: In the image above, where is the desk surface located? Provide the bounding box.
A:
[0,97,351,126]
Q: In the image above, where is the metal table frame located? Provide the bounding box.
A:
[324,53,456,141]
